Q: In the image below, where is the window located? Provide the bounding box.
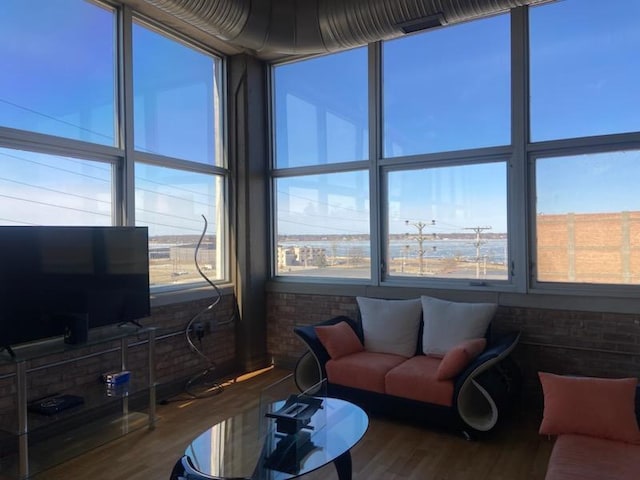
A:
[383,14,510,157]
[529,0,640,292]
[275,171,370,278]
[0,1,116,145]
[133,21,226,287]
[270,0,640,298]
[272,47,370,280]
[273,48,368,168]
[135,164,224,286]
[530,0,640,141]
[0,2,228,291]
[271,16,510,286]
[132,22,222,166]
[386,163,508,280]
[535,151,640,285]
[0,147,113,226]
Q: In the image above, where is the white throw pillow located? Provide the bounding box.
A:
[356,297,422,358]
[421,296,496,357]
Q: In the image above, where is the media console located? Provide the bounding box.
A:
[0,325,157,479]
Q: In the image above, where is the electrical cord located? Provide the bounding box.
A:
[180,214,234,399]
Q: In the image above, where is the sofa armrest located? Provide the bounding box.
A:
[453,331,521,433]
[455,331,521,389]
[293,316,361,379]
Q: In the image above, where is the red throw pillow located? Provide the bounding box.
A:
[436,338,486,380]
[315,321,364,360]
[538,372,640,444]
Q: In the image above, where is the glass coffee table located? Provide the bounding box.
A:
[174,397,368,480]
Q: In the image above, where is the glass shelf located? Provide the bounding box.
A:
[0,326,156,480]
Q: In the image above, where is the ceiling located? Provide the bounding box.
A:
[124,0,552,61]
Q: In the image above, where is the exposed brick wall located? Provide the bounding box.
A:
[0,294,238,434]
[537,211,640,283]
[267,291,640,408]
[266,293,358,367]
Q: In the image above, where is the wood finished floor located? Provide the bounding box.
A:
[31,367,553,480]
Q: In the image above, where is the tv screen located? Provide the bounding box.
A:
[0,226,150,349]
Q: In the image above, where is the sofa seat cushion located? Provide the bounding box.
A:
[384,356,454,407]
[326,352,406,394]
[545,434,640,480]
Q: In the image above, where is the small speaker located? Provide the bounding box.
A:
[63,314,88,345]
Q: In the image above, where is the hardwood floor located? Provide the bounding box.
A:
[31,367,553,480]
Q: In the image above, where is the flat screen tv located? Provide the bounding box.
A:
[0,226,150,351]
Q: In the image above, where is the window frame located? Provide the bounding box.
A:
[0,2,230,295]
[528,139,640,297]
[269,2,640,302]
[379,154,514,291]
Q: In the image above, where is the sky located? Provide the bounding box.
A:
[0,0,220,236]
[0,0,639,238]
[274,0,640,235]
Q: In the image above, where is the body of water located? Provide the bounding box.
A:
[278,238,508,264]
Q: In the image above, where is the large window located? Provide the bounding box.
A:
[271,0,640,298]
[386,163,508,281]
[529,0,640,290]
[535,151,640,285]
[0,1,228,290]
[383,13,510,157]
[0,147,113,225]
[530,0,640,141]
[135,164,224,286]
[274,49,368,169]
[275,172,370,278]
[271,14,510,286]
[132,21,226,287]
[0,1,116,145]
[133,22,222,166]
[273,47,370,279]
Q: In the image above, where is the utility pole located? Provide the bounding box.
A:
[405,219,436,276]
[464,226,491,278]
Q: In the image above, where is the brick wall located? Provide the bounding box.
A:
[266,291,640,408]
[537,211,640,283]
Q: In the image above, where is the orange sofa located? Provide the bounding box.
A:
[294,314,521,438]
[539,373,640,480]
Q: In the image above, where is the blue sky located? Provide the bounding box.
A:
[1,0,639,237]
[0,1,219,236]
[274,0,640,235]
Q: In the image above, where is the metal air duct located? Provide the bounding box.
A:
[140,0,550,58]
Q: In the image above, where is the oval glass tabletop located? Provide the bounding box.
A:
[184,397,368,480]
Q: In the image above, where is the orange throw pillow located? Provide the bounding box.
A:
[436,338,486,380]
[315,321,364,360]
[538,372,640,444]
